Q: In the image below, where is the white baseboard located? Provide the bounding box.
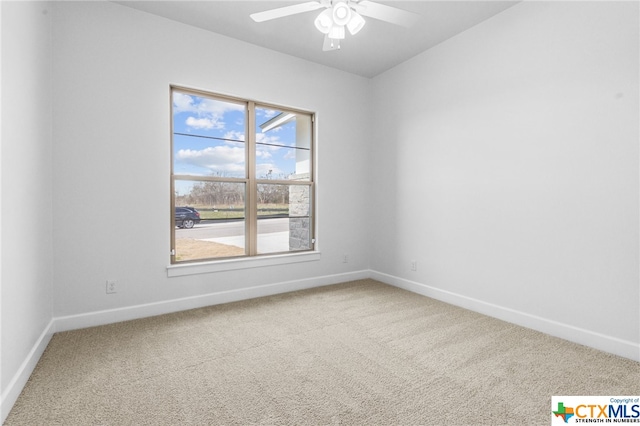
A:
[3,270,369,422]
[4,268,637,424]
[370,270,640,362]
[54,270,370,333]
[1,319,54,424]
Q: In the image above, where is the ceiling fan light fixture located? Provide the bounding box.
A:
[332,2,351,26]
[314,8,333,34]
[346,11,365,35]
[323,35,341,51]
[251,0,421,52]
[328,24,345,40]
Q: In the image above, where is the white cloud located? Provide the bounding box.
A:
[185,116,223,130]
[255,132,288,163]
[256,163,282,178]
[257,145,281,161]
[174,92,245,132]
[256,133,281,145]
[176,146,245,173]
[173,92,244,115]
[224,130,245,142]
[256,150,272,159]
[198,98,244,116]
[259,109,279,119]
[173,92,196,113]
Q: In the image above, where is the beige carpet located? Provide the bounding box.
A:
[5,279,639,425]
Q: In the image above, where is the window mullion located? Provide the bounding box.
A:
[247,101,257,256]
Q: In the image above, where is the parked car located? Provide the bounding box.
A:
[175,206,201,229]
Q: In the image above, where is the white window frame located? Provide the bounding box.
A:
[168,86,317,275]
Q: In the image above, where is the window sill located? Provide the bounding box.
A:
[166,251,321,277]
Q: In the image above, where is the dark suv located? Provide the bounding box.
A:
[175,207,201,229]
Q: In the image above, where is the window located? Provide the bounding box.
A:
[170,87,315,264]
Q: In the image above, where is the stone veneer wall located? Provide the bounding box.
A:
[289,173,311,250]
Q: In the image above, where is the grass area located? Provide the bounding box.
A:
[175,238,244,261]
[194,204,289,220]
[198,209,245,220]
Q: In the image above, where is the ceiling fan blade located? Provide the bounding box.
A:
[250,1,324,23]
[352,1,420,28]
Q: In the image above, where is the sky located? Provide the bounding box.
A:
[172,91,310,196]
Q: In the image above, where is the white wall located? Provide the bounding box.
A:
[51,1,371,319]
[1,0,54,419]
[2,0,638,420]
[370,1,639,355]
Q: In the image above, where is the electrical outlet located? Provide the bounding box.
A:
[410,261,417,271]
[106,280,117,294]
[342,254,349,263]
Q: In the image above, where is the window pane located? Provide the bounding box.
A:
[257,184,312,254]
[255,107,311,181]
[171,89,314,264]
[173,91,246,178]
[174,180,246,261]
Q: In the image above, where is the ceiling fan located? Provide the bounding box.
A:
[250,1,420,51]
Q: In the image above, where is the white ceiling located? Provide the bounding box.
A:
[114,1,520,78]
